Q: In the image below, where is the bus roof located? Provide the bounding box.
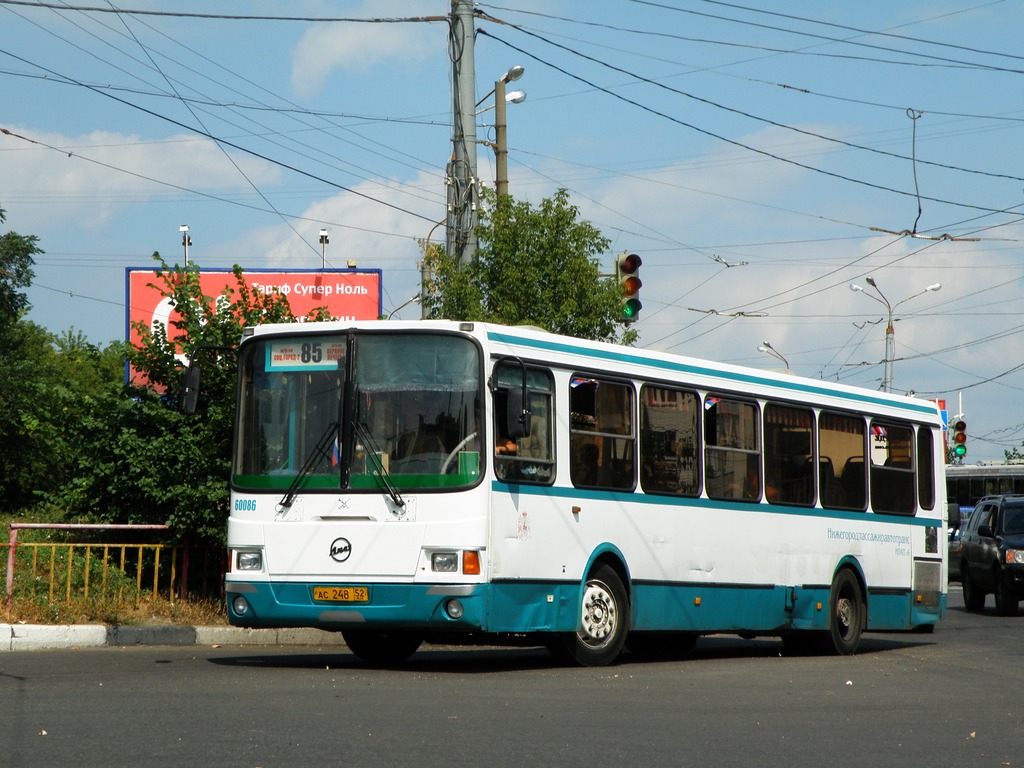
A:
[242,319,943,425]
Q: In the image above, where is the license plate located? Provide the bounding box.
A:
[312,586,369,603]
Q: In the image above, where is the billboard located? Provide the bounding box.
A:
[125,267,382,372]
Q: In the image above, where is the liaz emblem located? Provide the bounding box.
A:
[329,537,352,563]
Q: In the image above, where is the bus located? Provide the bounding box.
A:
[946,464,1024,513]
[217,320,947,666]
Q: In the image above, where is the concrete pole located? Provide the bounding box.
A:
[883,314,895,393]
[447,0,478,268]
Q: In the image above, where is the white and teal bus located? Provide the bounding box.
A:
[222,320,947,666]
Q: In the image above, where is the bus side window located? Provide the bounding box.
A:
[570,375,635,491]
[492,364,555,484]
[819,411,865,511]
[704,396,760,502]
[639,384,700,497]
[870,421,915,515]
[917,426,935,510]
[763,403,814,506]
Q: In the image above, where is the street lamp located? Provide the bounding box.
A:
[757,340,789,370]
[318,229,329,269]
[387,294,421,320]
[179,225,190,266]
[478,65,526,198]
[850,276,941,393]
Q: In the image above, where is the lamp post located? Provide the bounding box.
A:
[757,340,789,370]
[319,229,329,269]
[850,276,941,393]
[179,225,190,266]
[478,65,525,198]
[493,65,525,198]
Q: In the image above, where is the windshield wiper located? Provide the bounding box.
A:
[355,421,405,509]
[277,420,339,512]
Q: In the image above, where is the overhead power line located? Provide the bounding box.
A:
[0,50,437,225]
[0,1,446,23]
[477,19,1024,187]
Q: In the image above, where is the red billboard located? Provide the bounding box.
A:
[125,267,382,361]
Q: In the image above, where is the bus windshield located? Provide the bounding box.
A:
[234,331,483,491]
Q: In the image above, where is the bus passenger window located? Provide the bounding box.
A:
[763,404,815,506]
[570,375,635,491]
[917,427,935,511]
[640,385,700,497]
[704,396,759,502]
[819,411,866,511]
[870,421,915,515]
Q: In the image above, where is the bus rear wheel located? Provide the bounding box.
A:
[551,564,630,667]
[825,569,864,655]
[341,629,422,665]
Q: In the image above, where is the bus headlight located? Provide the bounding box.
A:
[432,552,459,572]
[236,550,263,571]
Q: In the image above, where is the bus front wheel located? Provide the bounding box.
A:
[341,629,422,665]
[551,564,630,667]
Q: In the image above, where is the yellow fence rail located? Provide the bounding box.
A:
[4,523,183,606]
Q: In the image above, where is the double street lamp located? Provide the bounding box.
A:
[850,276,941,393]
[757,340,789,370]
[478,65,526,198]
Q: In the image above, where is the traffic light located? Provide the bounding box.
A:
[952,418,967,458]
[615,252,642,324]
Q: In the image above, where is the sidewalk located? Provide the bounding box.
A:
[0,623,348,652]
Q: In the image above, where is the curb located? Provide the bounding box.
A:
[0,623,348,652]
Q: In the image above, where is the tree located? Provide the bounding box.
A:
[45,256,331,543]
[0,205,39,331]
[0,206,51,510]
[422,188,638,344]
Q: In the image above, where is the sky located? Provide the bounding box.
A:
[2,0,1023,462]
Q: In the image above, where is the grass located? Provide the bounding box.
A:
[2,510,227,626]
[0,594,227,626]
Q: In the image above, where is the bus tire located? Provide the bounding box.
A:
[553,564,630,667]
[341,629,422,665]
[825,569,864,655]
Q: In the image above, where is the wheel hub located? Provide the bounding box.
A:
[581,582,617,645]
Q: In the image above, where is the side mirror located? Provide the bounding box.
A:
[506,387,531,440]
[978,524,994,538]
[181,365,201,415]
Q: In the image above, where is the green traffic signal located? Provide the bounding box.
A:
[615,252,642,324]
[622,297,641,320]
[952,418,967,458]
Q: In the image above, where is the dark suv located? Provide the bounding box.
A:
[959,494,1024,615]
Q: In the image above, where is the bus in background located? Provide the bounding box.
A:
[946,464,1024,515]
[215,320,947,666]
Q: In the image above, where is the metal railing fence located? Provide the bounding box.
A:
[4,524,183,606]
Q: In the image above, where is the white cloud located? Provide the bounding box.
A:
[290,4,438,99]
[2,127,280,232]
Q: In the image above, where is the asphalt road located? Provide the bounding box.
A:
[2,587,1020,768]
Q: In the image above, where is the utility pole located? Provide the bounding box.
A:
[447,0,478,268]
